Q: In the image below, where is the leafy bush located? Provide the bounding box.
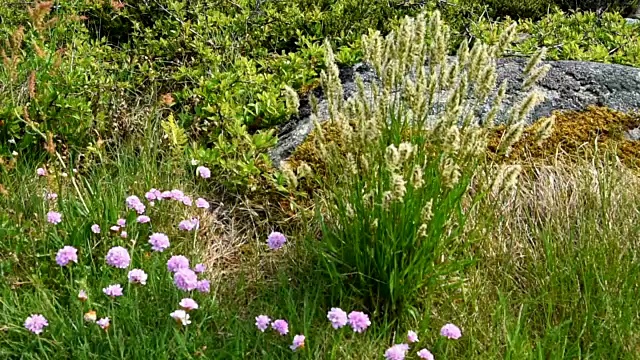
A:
[460,0,638,20]
[303,12,552,317]
[0,2,140,156]
[471,10,640,67]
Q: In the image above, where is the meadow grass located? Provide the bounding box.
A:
[1,9,640,360]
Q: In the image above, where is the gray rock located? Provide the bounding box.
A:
[271,58,640,165]
[626,18,640,25]
[626,127,640,141]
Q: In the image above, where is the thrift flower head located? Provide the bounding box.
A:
[178,219,196,231]
[125,195,142,210]
[145,189,158,201]
[103,284,123,297]
[137,215,150,224]
[24,314,48,334]
[170,189,185,201]
[84,310,97,323]
[47,211,62,224]
[271,319,289,335]
[348,311,371,333]
[194,263,206,273]
[196,166,211,179]
[327,307,348,329]
[196,198,209,209]
[78,290,88,302]
[128,269,148,285]
[290,335,305,351]
[106,246,131,268]
[179,298,199,311]
[385,344,409,360]
[182,196,193,206]
[407,330,419,343]
[440,323,462,339]
[120,231,128,238]
[266,231,286,250]
[37,168,47,176]
[117,218,126,227]
[149,232,170,252]
[97,317,110,330]
[174,268,198,291]
[46,192,57,200]
[167,255,190,273]
[196,279,210,293]
[170,310,191,326]
[255,315,271,332]
[160,191,172,199]
[91,224,101,234]
[55,246,78,267]
[417,349,434,360]
[110,225,120,232]
[133,202,146,214]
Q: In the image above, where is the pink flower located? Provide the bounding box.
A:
[125,195,142,210]
[266,231,286,250]
[103,284,123,297]
[194,263,206,273]
[196,166,211,179]
[170,310,191,326]
[167,255,190,273]
[110,225,120,232]
[24,314,48,334]
[149,233,170,252]
[117,218,126,227]
[55,246,78,267]
[182,196,193,206]
[347,311,371,333]
[47,211,62,224]
[255,315,270,332]
[290,335,305,351]
[78,290,88,302]
[170,189,185,201]
[120,231,128,238]
[385,344,409,360]
[137,215,150,223]
[105,246,131,268]
[91,224,101,234]
[271,319,289,335]
[179,298,199,311]
[407,330,419,343]
[97,317,110,330]
[46,192,57,200]
[178,219,196,231]
[128,269,148,285]
[327,307,348,329]
[133,202,146,214]
[417,349,434,360]
[440,323,461,339]
[174,268,198,291]
[145,189,158,201]
[36,168,47,176]
[196,279,210,293]
[160,191,172,199]
[196,198,209,209]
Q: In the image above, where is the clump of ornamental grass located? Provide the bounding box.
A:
[289,11,553,318]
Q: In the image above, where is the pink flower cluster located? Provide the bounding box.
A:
[382,324,462,360]
[254,315,305,351]
[326,308,370,333]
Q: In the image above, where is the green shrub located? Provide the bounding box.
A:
[471,10,640,67]
[0,2,138,156]
[303,12,551,317]
[459,0,638,20]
